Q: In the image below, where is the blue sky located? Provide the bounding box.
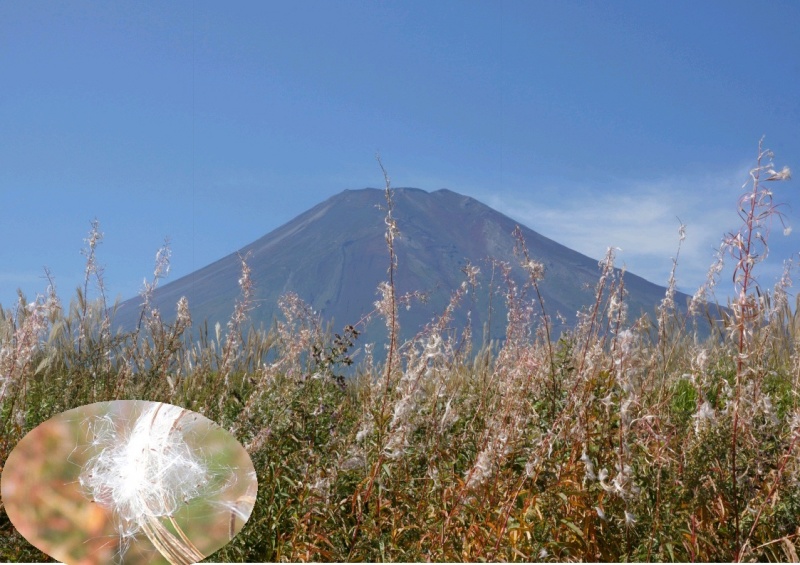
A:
[1,1,798,310]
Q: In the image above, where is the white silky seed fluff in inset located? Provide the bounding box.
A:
[80,403,209,537]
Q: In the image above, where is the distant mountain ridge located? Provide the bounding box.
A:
[113,187,699,348]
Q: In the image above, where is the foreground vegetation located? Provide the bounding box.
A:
[2,144,799,562]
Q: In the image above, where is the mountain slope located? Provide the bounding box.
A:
[113,187,698,347]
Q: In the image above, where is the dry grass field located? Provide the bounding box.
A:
[2,144,799,563]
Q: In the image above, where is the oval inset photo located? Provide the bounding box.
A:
[1,400,258,565]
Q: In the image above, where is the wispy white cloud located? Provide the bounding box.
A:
[0,272,52,306]
[477,164,783,298]
[0,272,47,285]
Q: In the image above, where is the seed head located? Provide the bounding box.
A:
[80,404,209,539]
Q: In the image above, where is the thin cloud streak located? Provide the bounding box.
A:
[0,272,49,285]
[0,272,52,305]
[481,166,762,297]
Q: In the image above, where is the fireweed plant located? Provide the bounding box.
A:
[1,141,799,562]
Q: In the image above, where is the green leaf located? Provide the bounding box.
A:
[666,542,675,562]
[562,519,585,540]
